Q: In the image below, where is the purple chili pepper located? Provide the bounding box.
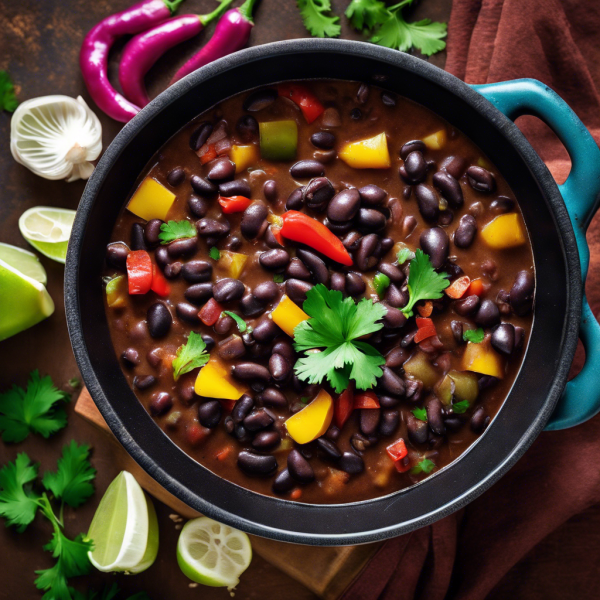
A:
[119,0,233,108]
[170,0,258,85]
[80,0,184,123]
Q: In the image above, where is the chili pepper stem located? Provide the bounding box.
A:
[162,0,186,14]
[237,0,260,22]
[198,0,235,27]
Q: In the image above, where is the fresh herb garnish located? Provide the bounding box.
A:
[158,220,196,244]
[297,0,341,37]
[452,400,470,414]
[411,407,427,421]
[401,249,449,318]
[209,246,220,261]
[463,327,485,344]
[0,71,18,112]
[273,274,285,283]
[293,284,386,393]
[0,371,70,443]
[68,377,81,389]
[346,0,387,29]
[222,311,247,333]
[373,272,391,298]
[396,246,414,265]
[410,458,435,475]
[300,397,310,404]
[172,332,209,381]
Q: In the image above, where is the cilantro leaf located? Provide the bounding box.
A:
[158,220,197,244]
[401,250,449,318]
[0,71,18,112]
[463,327,485,344]
[411,407,427,421]
[396,246,414,265]
[222,311,247,333]
[346,0,387,30]
[273,274,284,283]
[0,371,69,443]
[297,0,341,37]
[410,458,435,475]
[452,400,470,414]
[293,284,386,393]
[0,453,40,532]
[209,246,220,260]
[42,441,95,508]
[373,272,391,299]
[172,332,209,381]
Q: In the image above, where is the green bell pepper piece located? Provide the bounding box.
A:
[259,120,298,161]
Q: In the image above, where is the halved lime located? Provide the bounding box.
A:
[0,243,54,342]
[88,471,159,573]
[18,206,76,264]
[176,516,252,589]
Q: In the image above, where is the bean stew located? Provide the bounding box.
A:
[103,80,534,504]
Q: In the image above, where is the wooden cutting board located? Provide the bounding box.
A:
[75,389,380,599]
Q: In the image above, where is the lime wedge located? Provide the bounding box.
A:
[176,516,252,589]
[88,471,159,573]
[0,244,54,342]
[18,206,76,264]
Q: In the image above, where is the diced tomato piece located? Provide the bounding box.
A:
[278,83,325,124]
[150,263,170,297]
[414,317,437,344]
[199,144,217,165]
[354,391,380,409]
[215,447,232,461]
[199,298,225,326]
[334,386,354,429]
[271,226,285,247]
[218,195,252,214]
[395,456,411,473]
[126,250,153,295]
[445,275,471,299]
[290,488,303,500]
[417,301,433,317]
[386,438,408,462]
[467,278,488,297]
[186,423,209,446]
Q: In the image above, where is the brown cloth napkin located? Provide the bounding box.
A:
[342,1,600,598]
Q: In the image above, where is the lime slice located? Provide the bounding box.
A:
[176,516,252,589]
[0,244,54,342]
[88,471,159,573]
[18,206,76,264]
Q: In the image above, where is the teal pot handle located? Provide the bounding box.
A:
[473,79,600,430]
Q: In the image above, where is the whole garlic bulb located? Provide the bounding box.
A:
[10,95,102,182]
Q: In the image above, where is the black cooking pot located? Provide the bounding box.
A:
[65,39,600,545]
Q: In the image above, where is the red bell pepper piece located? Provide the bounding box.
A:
[199,298,224,326]
[199,144,218,164]
[218,195,252,214]
[278,83,325,124]
[417,300,433,317]
[386,438,408,462]
[395,456,411,473]
[126,250,153,294]
[445,275,471,299]
[414,317,437,344]
[150,263,170,297]
[354,391,380,409]
[280,211,353,266]
[334,385,354,429]
[467,278,487,297]
[186,423,210,446]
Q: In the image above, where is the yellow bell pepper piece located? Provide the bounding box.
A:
[481,213,527,249]
[219,250,248,279]
[463,341,505,379]
[195,358,247,400]
[271,294,308,337]
[230,144,260,173]
[127,177,176,222]
[339,132,391,169]
[422,130,447,150]
[105,275,127,308]
[285,389,334,444]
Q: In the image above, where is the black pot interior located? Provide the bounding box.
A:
[67,40,579,544]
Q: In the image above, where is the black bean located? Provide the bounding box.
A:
[290,160,324,179]
[357,184,387,207]
[272,338,294,363]
[190,176,217,199]
[218,179,251,198]
[224,416,235,434]
[454,295,480,317]
[304,177,335,210]
[444,415,464,432]
[403,151,428,184]
[176,302,201,323]
[240,202,268,240]
[490,196,515,214]
[239,293,264,317]
[285,279,313,305]
[339,452,364,475]
[269,353,291,382]
[263,226,282,249]
[238,451,277,476]
[234,423,250,442]
[248,282,276,305]
[440,155,468,179]
[330,272,346,293]
[491,323,515,355]
[167,237,198,258]
[167,167,185,187]
[326,188,360,223]
[121,347,140,367]
[356,83,370,104]
[272,468,295,493]
[311,131,336,150]
[141,220,162,249]
[149,392,172,416]
[147,303,172,338]
[470,406,490,433]
[184,282,213,305]
[360,409,381,436]
[384,284,407,309]
[252,430,281,450]
[263,180,278,202]
[378,262,404,284]
[232,362,271,383]
[345,272,366,296]
[475,299,500,327]
[380,366,405,396]
[230,395,254,425]
[406,415,427,445]
[377,410,398,437]
[342,231,362,251]
[356,208,386,233]
[134,375,156,391]
[197,216,229,239]
[514,326,525,351]
[286,187,304,211]
[236,115,259,143]
[350,433,371,452]
[163,261,181,279]
[197,400,222,428]
[350,108,362,119]
[317,437,342,461]
[381,91,397,106]
[147,350,163,370]
[189,122,213,151]
[325,425,341,441]
[202,334,215,352]
[415,184,440,222]
[420,227,449,269]
[385,347,409,369]
[259,249,290,271]
[466,166,496,193]
[400,140,426,160]
[426,397,446,435]
[402,215,418,238]
[287,449,314,483]
[324,219,352,235]
[181,260,211,284]
[106,243,129,271]
[454,214,477,249]
[186,197,208,221]
[252,318,280,343]
[213,278,245,303]
[214,313,234,335]
[207,157,235,182]
[433,171,464,208]
[130,223,146,251]
[510,270,535,315]
[255,388,285,410]
[381,302,407,329]
[296,248,329,284]
[451,320,464,345]
[243,408,274,431]
[243,88,277,111]
[401,330,417,349]
[355,233,379,271]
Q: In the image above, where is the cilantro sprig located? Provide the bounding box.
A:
[452,400,470,414]
[463,327,485,344]
[410,457,435,475]
[172,332,210,381]
[158,220,197,244]
[0,70,18,112]
[297,0,341,37]
[346,0,387,29]
[0,371,70,443]
[411,407,427,421]
[293,284,386,393]
[401,249,449,318]
[222,311,248,333]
